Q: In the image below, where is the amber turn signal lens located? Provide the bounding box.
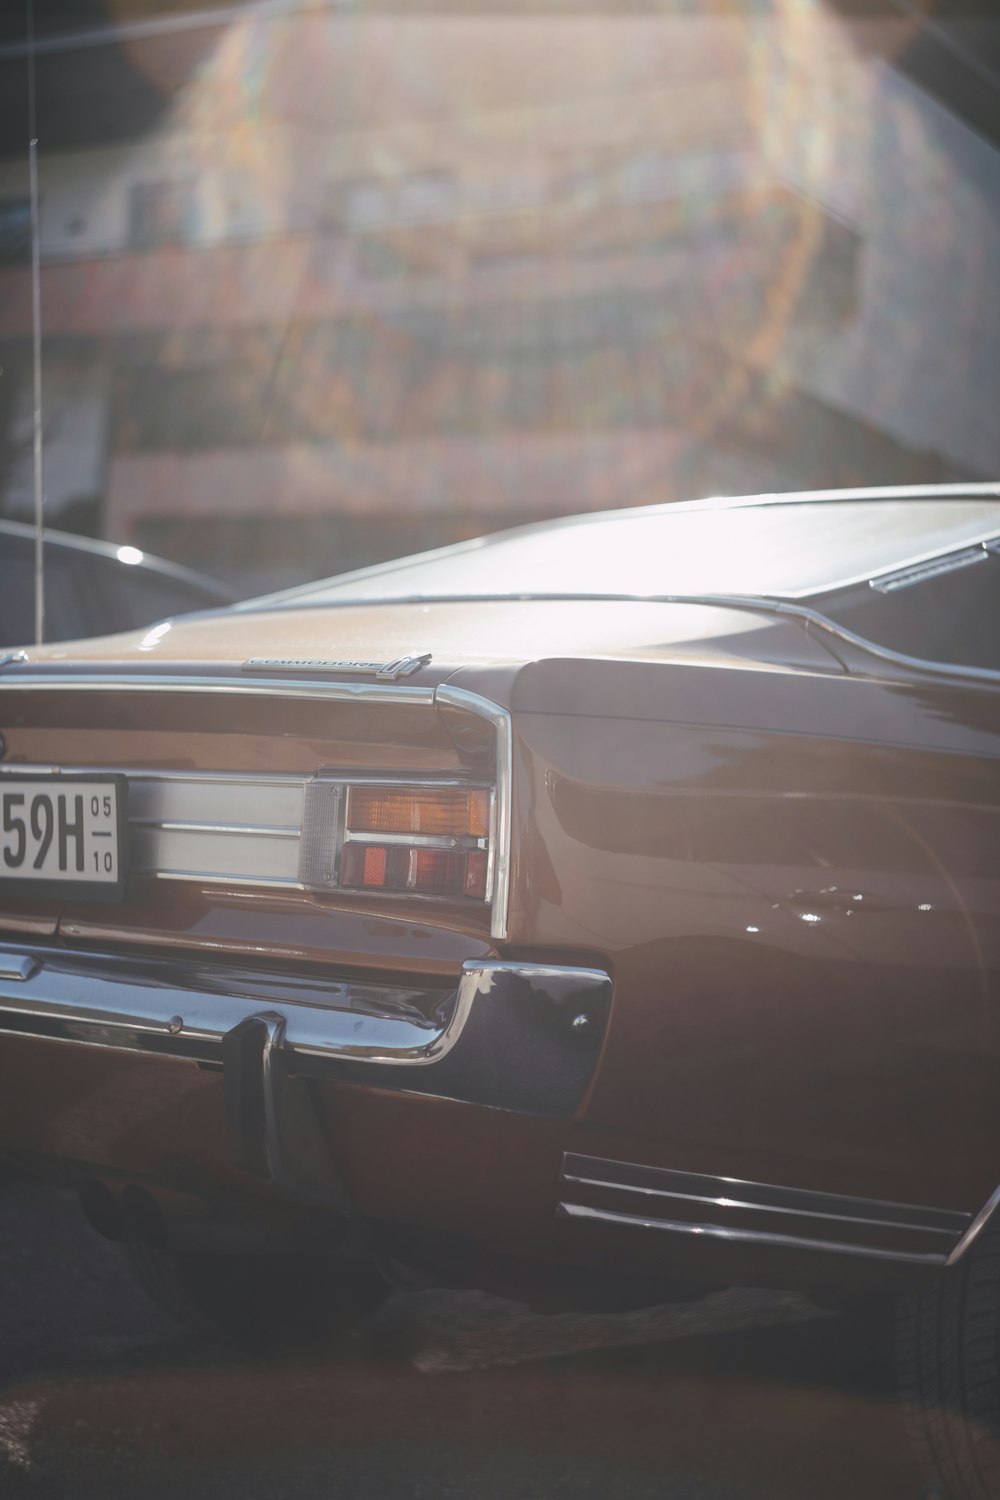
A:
[347,786,490,838]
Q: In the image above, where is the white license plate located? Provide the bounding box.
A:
[0,775,128,901]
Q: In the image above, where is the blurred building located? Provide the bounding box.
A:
[0,4,997,591]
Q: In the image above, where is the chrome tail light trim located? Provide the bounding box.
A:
[435,685,513,941]
[298,770,499,923]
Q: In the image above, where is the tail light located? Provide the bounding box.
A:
[300,780,494,906]
[346,786,490,840]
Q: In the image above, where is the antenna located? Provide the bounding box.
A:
[27,0,44,645]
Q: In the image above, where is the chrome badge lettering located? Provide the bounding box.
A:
[242,653,432,680]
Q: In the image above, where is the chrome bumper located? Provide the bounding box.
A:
[0,941,612,1118]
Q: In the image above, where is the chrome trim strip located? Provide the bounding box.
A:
[127,771,305,884]
[557,1202,950,1268]
[0,767,288,780]
[0,673,437,706]
[132,820,301,839]
[946,1184,1000,1267]
[151,873,492,902]
[870,545,989,594]
[124,771,309,785]
[560,1154,970,1237]
[0,954,38,982]
[14,763,305,891]
[485,787,497,912]
[461,960,610,993]
[342,830,482,850]
[564,1178,959,1238]
[481,962,609,987]
[153,871,308,889]
[435,685,513,941]
[341,774,481,788]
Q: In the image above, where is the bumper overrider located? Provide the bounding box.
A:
[0,940,611,1198]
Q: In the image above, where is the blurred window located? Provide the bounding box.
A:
[82,556,221,632]
[128,181,196,250]
[334,179,394,230]
[396,173,456,224]
[0,545,35,644]
[0,538,87,647]
[327,173,457,231]
[0,199,30,264]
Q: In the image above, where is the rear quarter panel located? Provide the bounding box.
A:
[507,658,1000,1215]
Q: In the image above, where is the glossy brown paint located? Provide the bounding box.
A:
[0,1035,938,1295]
[1,592,998,1295]
[0,688,464,773]
[62,882,495,974]
[502,658,1000,1215]
[12,596,837,672]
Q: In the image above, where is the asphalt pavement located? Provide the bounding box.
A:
[0,1177,926,1499]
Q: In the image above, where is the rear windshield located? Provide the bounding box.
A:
[246,495,1000,607]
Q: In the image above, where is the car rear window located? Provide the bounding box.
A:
[86,558,224,634]
[819,543,1000,672]
[249,496,1000,607]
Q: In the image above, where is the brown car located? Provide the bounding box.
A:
[1,484,999,1495]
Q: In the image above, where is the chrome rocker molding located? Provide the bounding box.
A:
[558,1202,951,1268]
[0,944,611,1118]
[946,1182,1000,1267]
[558,1154,973,1269]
